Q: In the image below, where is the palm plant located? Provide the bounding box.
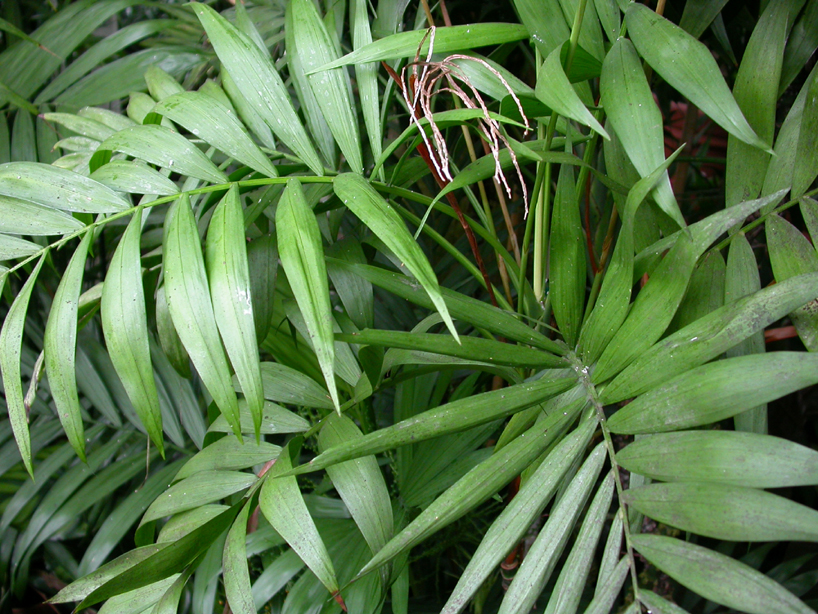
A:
[1,0,818,613]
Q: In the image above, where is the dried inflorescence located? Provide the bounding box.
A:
[399,27,532,212]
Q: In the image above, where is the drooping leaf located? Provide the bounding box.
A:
[223,500,255,614]
[91,160,180,196]
[206,185,264,438]
[141,471,256,524]
[334,173,459,341]
[164,194,241,436]
[276,179,339,411]
[101,207,164,456]
[175,436,280,481]
[0,254,44,476]
[44,231,94,461]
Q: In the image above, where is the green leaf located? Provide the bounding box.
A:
[246,233,278,342]
[276,179,339,411]
[625,3,770,152]
[42,111,116,141]
[357,405,587,579]
[314,23,531,70]
[583,557,630,614]
[549,159,585,347]
[155,285,190,378]
[290,0,362,174]
[145,66,184,101]
[153,92,279,178]
[337,329,566,369]
[600,38,683,227]
[579,149,682,363]
[142,471,256,524]
[259,444,340,596]
[780,0,818,94]
[206,185,264,438]
[593,191,781,383]
[512,0,570,56]
[44,232,93,461]
[794,67,818,198]
[441,417,596,614]
[725,0,790,207]
[164,194,241,436]
[603,272,818,403]
[334,173,458,341]
[0,195,84,236]
[350,0,382,175]
[0,161,129,213]
[254,362,334,410]
[543,472,616,614]
[617,430,818,488]
[190,2,323,175]
[536,46,608,138]
[297,370,577,475]
[632,535,814,614]
[0,233,39,259]
[175,436,280,481]
[223,500,255,614]
[100,125,227,185]
[0,255,43,476]
[626,481,818,542]
[207,400,310,435]
[91,160,180,196]
[318,414,393,554]
[499,444,608,614]
[638,591,691,614]
[101,207,164,456]
[608,352,818,434]
[77,504,241,610]
[767,213,818,351]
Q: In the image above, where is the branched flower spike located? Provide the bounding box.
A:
[400,27,532,211]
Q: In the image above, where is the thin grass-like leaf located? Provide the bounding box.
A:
[290,0,362,174]
[91,161,180,196]
[175,437,280,481]
[276,179,339,411]
[0,254,44,476]
[101,207,164,456]
[207,400,310,435]
[141,471,256,524]
[164,194,241,436]
[632,535,814,614]
[44,231,93,461]
[206,185,264,438]
[223,500,255,614]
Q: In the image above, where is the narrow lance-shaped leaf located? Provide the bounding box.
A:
[616,430,818,488]
[0,255,43,477]
[259,445,341,599]
[608,352,818,435]
[153,92,279,178]
[276,179,339,411]
[351,0,383,174]
[290,0,362,174]
[632,535,814,614]
[318,414,393,555]
[206,185,264,439]
[313,23,531,70]
[190,2,324,176]
[499,443,607,614]
[334,173,459,341]
[724,0,789,206]
[223,500,255,614]
[625,3,770,152]
[600,38,683,227]
[793,66,818,199]
[101,207,164,456]
[44,231,94,461]
[164,194,241,436]
[442,416,596,614]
